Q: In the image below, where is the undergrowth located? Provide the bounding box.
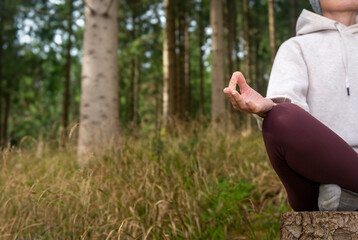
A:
[0,126,290,239]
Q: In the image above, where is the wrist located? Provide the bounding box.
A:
[257,101,276,117]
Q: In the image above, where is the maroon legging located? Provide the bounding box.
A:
[262,102,358,211]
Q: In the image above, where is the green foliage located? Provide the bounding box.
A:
[0,0,313,141]
[0,0,84,146]
[197,180,254,238]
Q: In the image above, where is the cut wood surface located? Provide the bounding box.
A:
[281,212,358,240]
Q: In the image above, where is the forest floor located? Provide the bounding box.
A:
[0,126,290,239]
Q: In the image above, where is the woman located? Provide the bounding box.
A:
[223,0,358,211]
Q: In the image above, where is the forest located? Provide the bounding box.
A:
[0,0,313,239]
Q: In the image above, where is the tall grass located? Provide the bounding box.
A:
[0,126,289,239]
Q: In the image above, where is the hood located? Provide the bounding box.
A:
[297,9,358,36]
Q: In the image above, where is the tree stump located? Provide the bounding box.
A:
[281,212,358,240]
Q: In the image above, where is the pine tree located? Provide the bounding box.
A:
[77,0,120,166]
[210,0,226,125]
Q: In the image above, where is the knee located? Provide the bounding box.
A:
[262,102,305,140]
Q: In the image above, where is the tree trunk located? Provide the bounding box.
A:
[232,0,241,128]
[129,11,139,128]
[61,0,73,147]
[163,22,169,125]
[163,0,176,126]
[232,0,240,72]
[177,0,185,120]
[72,74,81,122]
[225,0,238,129]
[78,0,120,166]
[184,11,190,119]
[133,56,139,126]
[243,0,252,133]
[129,16,135,124]
[252,16,263,94]
[281,211,358,239]
[198,0,205,118]
[253,33,260,91]
[1,93,9,148]
[226,0,234,80]
[129,52,135,123]
[210,0,226,125]
[254,35,264,94]
[268,0,277,64]
[152,5,162,138]
[291,0,298,37]
[0,17,3,148]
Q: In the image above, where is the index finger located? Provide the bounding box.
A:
[228,72,242,91]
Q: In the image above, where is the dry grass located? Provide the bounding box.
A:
[0,126,289,239]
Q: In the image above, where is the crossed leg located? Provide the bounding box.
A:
[262,103,358,211]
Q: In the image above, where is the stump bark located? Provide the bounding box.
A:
[281,212,358,240]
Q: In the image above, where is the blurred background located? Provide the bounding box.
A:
[0,1,314,239]
[0,0,312,146]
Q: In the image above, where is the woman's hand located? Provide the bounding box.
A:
[223,72,275,117]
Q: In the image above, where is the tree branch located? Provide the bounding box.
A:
[103,0,114,17]
[83,0,96,15]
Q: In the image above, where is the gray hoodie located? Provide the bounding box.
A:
[266,10,358,152]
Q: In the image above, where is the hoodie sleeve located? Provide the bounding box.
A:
[267,39,310,112]
[254,39,310,130]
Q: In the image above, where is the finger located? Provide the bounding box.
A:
[228,72,242,91]
[232,90,250,112]
[223,87,231,94]
[224,89,240,110]
[236,72,250,93]
[224,87,240,98]
[223,89,234,102]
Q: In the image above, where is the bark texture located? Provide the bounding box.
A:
[281,212,358,240]
[210,0,226,125]
[78,0,120,166]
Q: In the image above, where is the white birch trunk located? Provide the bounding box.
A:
[78,0,119,166]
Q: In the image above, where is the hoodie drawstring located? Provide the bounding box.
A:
[335,22,350,96]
